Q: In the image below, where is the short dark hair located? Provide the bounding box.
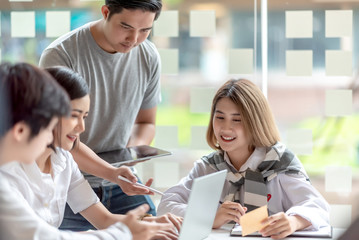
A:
[46,66,89,100]
[0,79,9,138]
[105,0,162,21]
[0,62,71,139]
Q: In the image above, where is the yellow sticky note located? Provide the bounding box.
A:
[240,205,268,236]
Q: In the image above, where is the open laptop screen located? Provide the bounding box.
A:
[179,170,227,240]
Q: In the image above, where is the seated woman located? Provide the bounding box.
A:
[158,79,330,239]
[0,65,180,240]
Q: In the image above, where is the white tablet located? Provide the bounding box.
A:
[97,145,172,167]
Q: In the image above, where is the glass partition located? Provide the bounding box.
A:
[1,0,357,228]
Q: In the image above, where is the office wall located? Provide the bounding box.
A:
[1,0,358,228]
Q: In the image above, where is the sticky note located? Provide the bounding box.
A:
[286,11,313,38]
[154,162,179,188]
[11,11,35,38]
[286,50,312,76]
[325,166,352,192]
[330,204,352,228]
[154,126,178,149]
[158,48,178,74]
[190,10,216,37]
[326,50,352,76]
[228,49,253,74]
[326,10,352,38]
[240,205,269,236]
[286,129,312,155]
[153,10,178,37]
[190,87,216,113]
[190,126,210,150]
[325,90,352,116]
[46,11,71,38]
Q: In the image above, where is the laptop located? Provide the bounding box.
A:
[97,145,172,167]
[178,170,227,240]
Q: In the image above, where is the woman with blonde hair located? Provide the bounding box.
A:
[158,79,330,239]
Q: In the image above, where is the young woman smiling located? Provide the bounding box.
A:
[2,66,180,240]
[158,79,330,239]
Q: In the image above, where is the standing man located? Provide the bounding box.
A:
[39,0,163,231]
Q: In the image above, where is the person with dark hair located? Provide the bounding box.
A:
[105,0,162,21]
[39,0,163,230]
[0,69,9,138]
[0,62,70,142]
[158,79,330,238]
[0,62,67,239]
[0,62,134,239]
[47,66,90,102]
[1,66,180,240]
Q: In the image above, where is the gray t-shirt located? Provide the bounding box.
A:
[39,22,161,187]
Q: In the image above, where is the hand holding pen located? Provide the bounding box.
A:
[113,166,156,196]
[118,175,164,196]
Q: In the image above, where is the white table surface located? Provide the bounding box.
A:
[205,224,346,240]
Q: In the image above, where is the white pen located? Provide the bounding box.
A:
[118,175,164,196]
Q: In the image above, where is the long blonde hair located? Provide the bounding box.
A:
[206,79,280,151]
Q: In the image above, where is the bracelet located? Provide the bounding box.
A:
[138,213,153,221]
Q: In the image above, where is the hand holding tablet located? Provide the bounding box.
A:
[118,175,164,196]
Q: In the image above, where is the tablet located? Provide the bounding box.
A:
[97,145,172,167]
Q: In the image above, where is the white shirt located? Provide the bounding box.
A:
[157,148,330,230]
[0,170,132,240]
[0,148,99,227]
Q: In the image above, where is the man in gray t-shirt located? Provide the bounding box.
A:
[39,0,163,231]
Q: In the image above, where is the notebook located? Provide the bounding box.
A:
[97,145,171,166]
[231,223,332,238]
[178,170,227,240]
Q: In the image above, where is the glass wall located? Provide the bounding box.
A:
[266,0,359,229]
[1,0,357,229]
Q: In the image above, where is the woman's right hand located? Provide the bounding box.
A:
[114,166,154,196]
[122,204,176,240]
[212,201,247,229]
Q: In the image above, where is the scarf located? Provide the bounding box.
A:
[202,142,309,213]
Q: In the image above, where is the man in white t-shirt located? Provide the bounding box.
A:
[39,0,164,230]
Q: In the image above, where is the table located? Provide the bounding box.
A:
[205,224,346,240]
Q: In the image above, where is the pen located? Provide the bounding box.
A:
[117,175,164,196]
